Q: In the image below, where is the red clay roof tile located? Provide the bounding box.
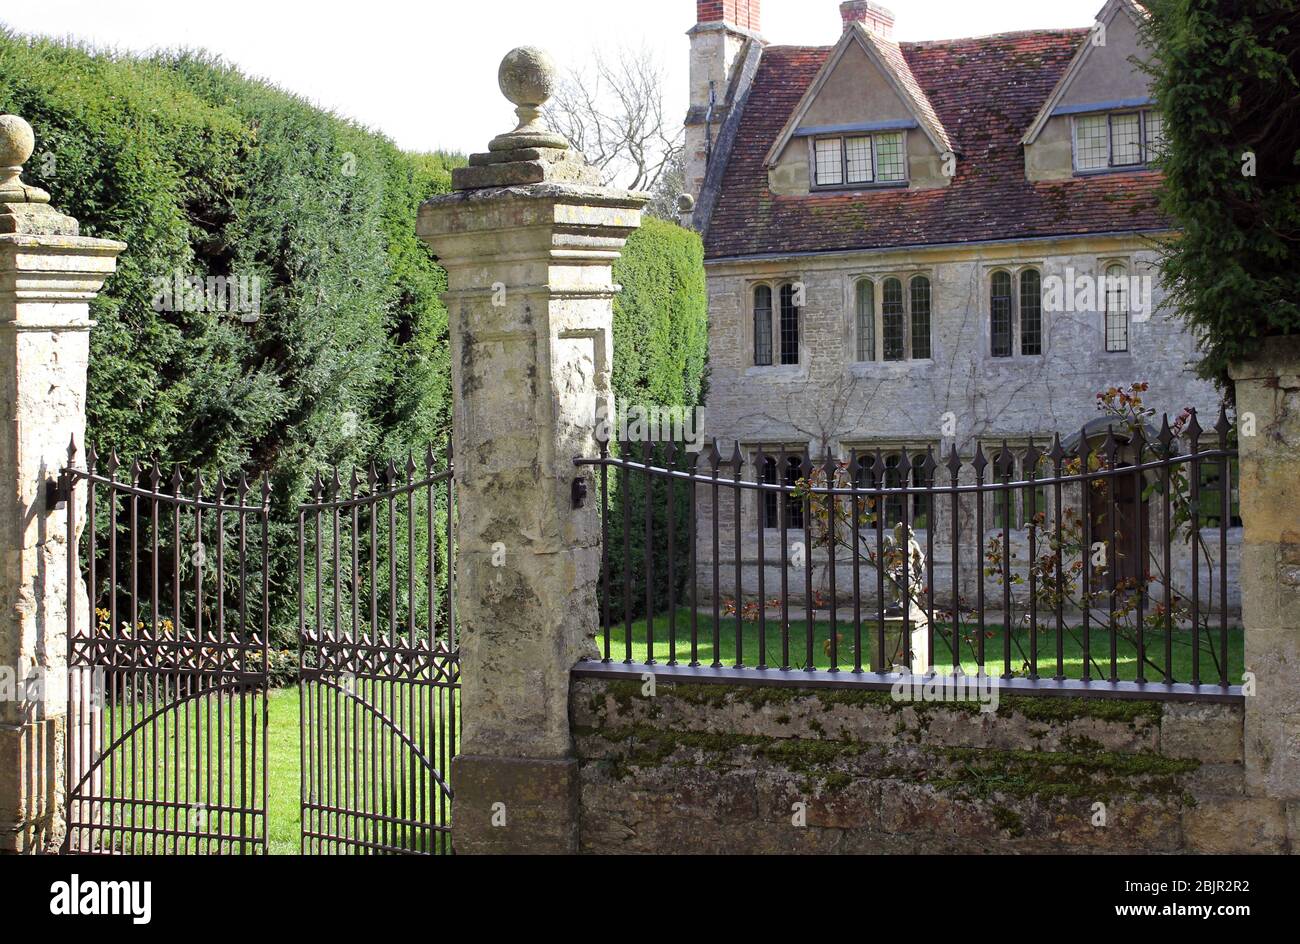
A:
[704,29,1167,260]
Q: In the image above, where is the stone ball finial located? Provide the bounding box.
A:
[0,113,66,225]
[0,115,36,170]
[0,113,53,208]
[487,47,570,153]
[498,47,557,111]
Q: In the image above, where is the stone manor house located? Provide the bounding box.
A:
[679,0,1239,611]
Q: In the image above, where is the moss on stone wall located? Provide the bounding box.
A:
[579,722,873,775]
[577,724,1196,804]
[930,747,1198,803]
[576,678,1195,805]
[589,678,1164,726]
[1000,695,1163,726]
[572,678,1267,852]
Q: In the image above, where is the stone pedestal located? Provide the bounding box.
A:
[865,617,929,673]
[417,49,646,853]
[0,115,124,852]
[1230,337,1300,809]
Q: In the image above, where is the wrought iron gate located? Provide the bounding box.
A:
[61,443,271,854]
[60,439,458,855]
[297,450,459,854]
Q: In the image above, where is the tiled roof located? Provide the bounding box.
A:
[704,29,1168,260]
[866,32,951,153]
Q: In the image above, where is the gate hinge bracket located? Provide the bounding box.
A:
[46,473,71,510]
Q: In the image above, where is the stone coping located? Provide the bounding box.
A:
[0,233,127,253]
[572,659,1246,703]
[421,182,650,211]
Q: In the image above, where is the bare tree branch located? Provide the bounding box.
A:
[543,45,684,196]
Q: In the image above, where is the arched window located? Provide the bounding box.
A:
[761,454,806,528]
[855,452,926,529]
[761,455,778,528]
[1019,268,1042,356]
[1104,264,1129,352]
[881,277,905,361]
[855,280,875,361]
[753,285,773,366]
[778,284,800,365]
[882,454,905,528]
[910,275,931,359]
[991,270,1013,357]
[851,273,931,363]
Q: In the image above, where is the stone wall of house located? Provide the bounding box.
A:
[694,235,1240,616]
[703,237,1218,456]
[572,676,1292,853]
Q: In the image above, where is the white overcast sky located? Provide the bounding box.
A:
[0,1,1106,155]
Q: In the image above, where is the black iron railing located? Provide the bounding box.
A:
[297,451,459,855]
[61,441,272,854]
[59,438,460,855]
[574,406,1243,700]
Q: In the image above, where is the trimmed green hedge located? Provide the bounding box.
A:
[0,33,457,643]
[0,31,710,640]
[612,216,708,416]
[1143,0,1300,386]
[607,218,709,621]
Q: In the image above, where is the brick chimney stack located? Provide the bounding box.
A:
[840,0,895,39]
[685,0,763,228]
[696,0,761,32]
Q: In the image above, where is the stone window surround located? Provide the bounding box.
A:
[739,440,953,534]
[725,435,1233,545]
[745,277,806,375]
[1071,109,1163,176]
[845,269,935,364]
[744,442,812,532]
[974,436,1057,531]
[807,130,910,192]
[981,262,1046,359]
[841,439,942,535]
[1100,255,1132,355]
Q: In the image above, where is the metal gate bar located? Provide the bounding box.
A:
[298,448,458,855]
[62,441,270,854]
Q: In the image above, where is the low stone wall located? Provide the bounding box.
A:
[572,676,1292,854]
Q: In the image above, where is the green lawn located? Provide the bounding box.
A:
[266,687,299,854]
[600,607,1244,684]
[272,686,457,854]
[87,684,451,855]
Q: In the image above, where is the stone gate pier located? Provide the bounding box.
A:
[0,115,124,852]
[1231,338,1300,822]
[418,48,647,853]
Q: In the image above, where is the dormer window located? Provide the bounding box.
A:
[812,131,906,189]
[1072,110,1163,173]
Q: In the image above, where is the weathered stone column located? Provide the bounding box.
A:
[418,49,645,853]
[1230,337,1300,835]
[0,115,124,853]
